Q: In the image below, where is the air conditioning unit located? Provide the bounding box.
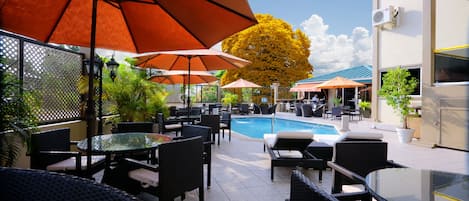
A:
[372,6,396,27]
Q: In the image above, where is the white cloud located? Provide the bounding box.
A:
[300,15,372,75]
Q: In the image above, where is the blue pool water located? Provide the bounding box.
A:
[231,117,339,139]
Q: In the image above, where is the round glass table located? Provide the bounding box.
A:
[77,133,172,182]
[366,168,469,201]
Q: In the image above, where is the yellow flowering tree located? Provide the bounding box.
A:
[221,14,312,103]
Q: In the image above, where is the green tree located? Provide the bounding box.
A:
[103,63,169,122]
[221,14,312,103]
[378,67,418,128]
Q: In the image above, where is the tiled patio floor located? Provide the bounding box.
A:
[141,112,469,201]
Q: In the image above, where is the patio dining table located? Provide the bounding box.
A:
[77,133,171,183]
[365,167,469,201]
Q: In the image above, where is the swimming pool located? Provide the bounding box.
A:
[231,117,339,139]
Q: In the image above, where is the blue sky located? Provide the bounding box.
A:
[248,0,372,35]
[247,0,373,75]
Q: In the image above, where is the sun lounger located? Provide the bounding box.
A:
[263,131,325,181]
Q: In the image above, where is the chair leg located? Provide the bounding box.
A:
[318,170,322,182]
[222,129,224,139]
[199,186,204,201]
[207,161,211,188]
[271,162,274,181]
[217,132,220,146]
[229,129,231,142]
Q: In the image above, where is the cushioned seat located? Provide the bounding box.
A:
[264,131,325,181]
[47,155,106,171]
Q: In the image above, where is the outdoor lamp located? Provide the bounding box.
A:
[106,56,119,81]
[84,55,104,77]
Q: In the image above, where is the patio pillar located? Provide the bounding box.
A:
[271,82,279,105]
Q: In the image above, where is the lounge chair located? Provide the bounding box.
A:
[268,104,277,114]
[328,138,405,196]
[253,104,261,114]
[289,170,372,201]
[312,104,325,117]
[264,131,325,181]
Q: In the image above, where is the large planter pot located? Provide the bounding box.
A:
[396,128,415,143]
[361,109,371,118]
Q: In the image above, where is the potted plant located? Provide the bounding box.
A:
[221,92,238,111]
[378,66,418,143]
[358,101,371,118]
[332,97,342,107]
[1,57,39,166]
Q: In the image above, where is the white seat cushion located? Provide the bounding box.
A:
[274,150,303,158]
[337,131,383,142]
[220,123,228,128]
[264,132,314,148]
[128,168,159,188]
[165,124,181,130]
[46,155,105,171]
[263,133,276,147]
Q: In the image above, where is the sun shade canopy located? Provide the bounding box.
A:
[149,70,217,85]
[289,83,321,92]
[0,0,258,53]
[221,78,261,88]
[316,76,365,89]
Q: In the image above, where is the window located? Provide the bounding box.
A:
[380,66,421,96]
[434,52,469,84]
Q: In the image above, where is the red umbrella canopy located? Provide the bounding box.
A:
[134,49,251,71]
[149,70,217,85]
[0,0,257,53]
[221,78,261,88]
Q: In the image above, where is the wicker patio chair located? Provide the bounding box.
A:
[200,114,221,146]
[0,167,138,201]
[30,128,105,178]
[157,113,182,135]
[302,104,313,117]
[180,125,214,187]
[220,112,232,142]
[109,137,204,201]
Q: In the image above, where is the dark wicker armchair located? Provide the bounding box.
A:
[157,113,182,135]
[200,114,221,146]
[30,128,105,178]
[328,141,405,200]
[180,125,214,187]
[302,104,313,117]
[0,167,138,201]
[108,137,204,201]
[220,112,232,142]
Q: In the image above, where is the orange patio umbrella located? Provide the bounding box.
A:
[135,49,251,111]
[221,78,261,88]
[149,70,217,85]
[0,0,257,171]
[316,76,365,89]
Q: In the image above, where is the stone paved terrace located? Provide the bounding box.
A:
[138,112,469,201]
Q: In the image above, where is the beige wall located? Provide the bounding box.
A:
[421,0,469,150]
[374,0,423,126]
[375,0,469,150]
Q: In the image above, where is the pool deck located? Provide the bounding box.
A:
[142,112,469,201]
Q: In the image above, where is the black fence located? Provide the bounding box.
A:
[1,31,84,124]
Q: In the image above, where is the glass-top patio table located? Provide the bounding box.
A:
[77,133,172,182]
[366,168,469,201]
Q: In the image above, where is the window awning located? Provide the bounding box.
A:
[289,83,321,92]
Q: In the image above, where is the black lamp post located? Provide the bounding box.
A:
[106,55,119,82]
[84,55,104,135]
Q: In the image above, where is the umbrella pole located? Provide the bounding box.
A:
[85,0,99,176]
[187,56,192,119]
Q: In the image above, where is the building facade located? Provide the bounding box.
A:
[372,0,469,151]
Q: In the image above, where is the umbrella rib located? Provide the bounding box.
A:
[119,2,141,53]
[103,0,120,9]
[45,0,73,42]
[151,0,208,47]
[217,55,240,69]
[207,0,258,23]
